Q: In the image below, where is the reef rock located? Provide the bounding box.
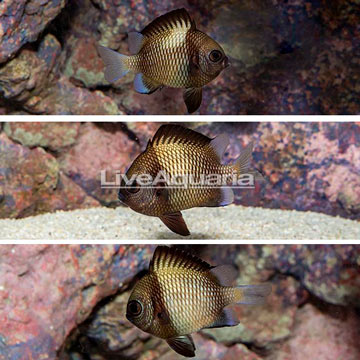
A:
[194,122,360,219]
[59,123,141,206]
[0,34,61,108]
[64,37,108,88]
[0,245,156,360]
[4,122,80,151]
[0,132,99,219]
[0,0,66,63]
[232,244,360,307]
[274,303,360,360]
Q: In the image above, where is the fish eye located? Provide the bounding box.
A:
[126,180,140,194]
[127,300,143,317]
[209,50,223,62]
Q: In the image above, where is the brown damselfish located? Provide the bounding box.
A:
[126,246,271,357]
[97,8,229,113]
[118,124,260,236]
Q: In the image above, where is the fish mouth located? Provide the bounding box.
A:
[223,56,230,68]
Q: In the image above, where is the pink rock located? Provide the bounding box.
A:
[0,0,66,63]
[223,344,262,360]
[0,244,155,359]
[60,123,141,205]
[4,122,81,151]
[0,132,99,218]
[274,303,360,360]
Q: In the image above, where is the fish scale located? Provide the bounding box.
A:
[147,269,234,338]
[150,143,234,214]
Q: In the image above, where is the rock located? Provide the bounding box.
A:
[233,244,360,307]
[25,75,123,115]
[0,132,99,219]
[0,0,66,63]
[3,122,81,151]
[273,245,360,307]
[0,34,61,105]
[0,31,122,115]
[65,37,108,88]
[273,303,360,360]
[194,122,360,219]
[0,244,156,359]
[59,123,141,205]
[222,344,262,360]
[77,290,153,358]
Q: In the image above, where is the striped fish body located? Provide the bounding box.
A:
[97,9,229,113]
[119,125,252,235]
[135,268,235,338]
[127,27,213,88]
[137,141,236,215]
[126,246,271,358]
[119,125,255,235]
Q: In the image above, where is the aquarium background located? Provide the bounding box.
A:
[0,244,359,359]
[0,0,359,114]
[1,121,359,221]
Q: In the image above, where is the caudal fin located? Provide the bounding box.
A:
[234,283,272,305]
[97,45,130,83]
[233,141,264,181]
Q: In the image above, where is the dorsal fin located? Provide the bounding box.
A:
[149,246,212,273]
[149,125,211,149]
[141,8,195,38]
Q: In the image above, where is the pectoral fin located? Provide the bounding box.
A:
[166,335,196,358]
[183,87,202,113]
[159,212,190,236]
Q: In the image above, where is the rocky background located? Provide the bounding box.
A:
[0,244,359,359]
[0,0,359,114]
[1,121,360,221]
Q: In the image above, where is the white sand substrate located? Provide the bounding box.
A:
[0,205,359,240]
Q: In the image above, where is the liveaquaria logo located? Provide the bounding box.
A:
[100,170,256,189]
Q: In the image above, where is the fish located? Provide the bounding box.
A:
[97,8,229,113]
[118,124,260,236]
[126,246,271,358]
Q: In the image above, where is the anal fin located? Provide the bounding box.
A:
[201,186,234,207]
[166,335,196,358]
[205,308,239,329]
[134,73,162,94]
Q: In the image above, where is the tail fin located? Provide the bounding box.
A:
[233,141,264,181]
[234,283,271,305]
[97,45,130,83]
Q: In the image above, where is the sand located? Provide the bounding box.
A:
[0,205,359,240]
